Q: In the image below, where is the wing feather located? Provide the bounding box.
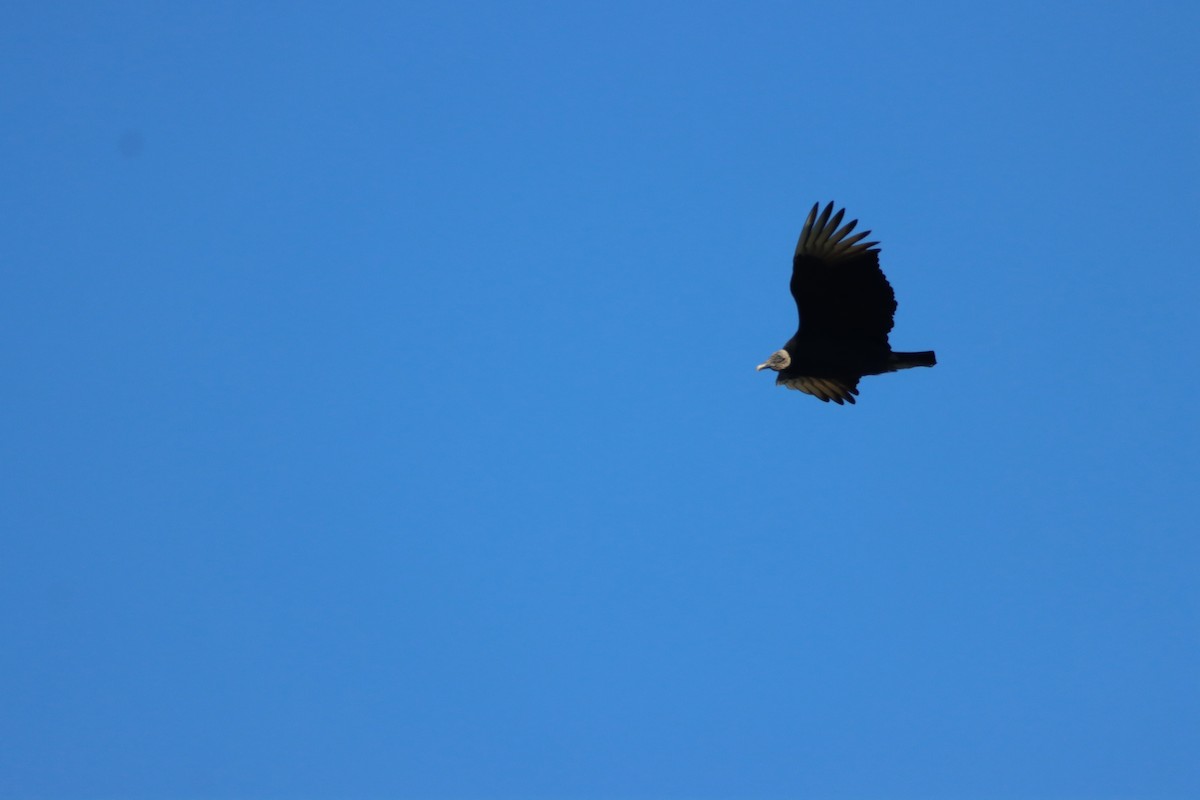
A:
[778,375,860,404]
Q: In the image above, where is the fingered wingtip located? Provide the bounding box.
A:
[796,201,880,261]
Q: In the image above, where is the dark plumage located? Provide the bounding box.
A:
[757,202,936,404]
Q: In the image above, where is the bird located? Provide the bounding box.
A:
[757,202,936,404]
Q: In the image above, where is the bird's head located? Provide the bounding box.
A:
[756,349,791,372]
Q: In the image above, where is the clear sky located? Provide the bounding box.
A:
[3,2,1198,798]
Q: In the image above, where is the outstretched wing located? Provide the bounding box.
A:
[790,202,896,346]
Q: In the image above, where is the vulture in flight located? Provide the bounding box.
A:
[757,202,936,404]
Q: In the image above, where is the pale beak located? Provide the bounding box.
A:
[755,362,770,371]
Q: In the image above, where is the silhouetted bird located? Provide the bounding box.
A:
[757,202,936,404]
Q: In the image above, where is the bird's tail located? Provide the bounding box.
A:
[890,350,937,370]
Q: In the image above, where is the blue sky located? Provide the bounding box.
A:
[2,2,1198,798]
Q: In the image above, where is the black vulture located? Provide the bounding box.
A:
[757,202,936,404]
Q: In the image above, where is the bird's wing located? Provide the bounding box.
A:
[790,202,896,345]
[778,375,861,405]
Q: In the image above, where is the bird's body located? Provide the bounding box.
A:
[757,202,936,404]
